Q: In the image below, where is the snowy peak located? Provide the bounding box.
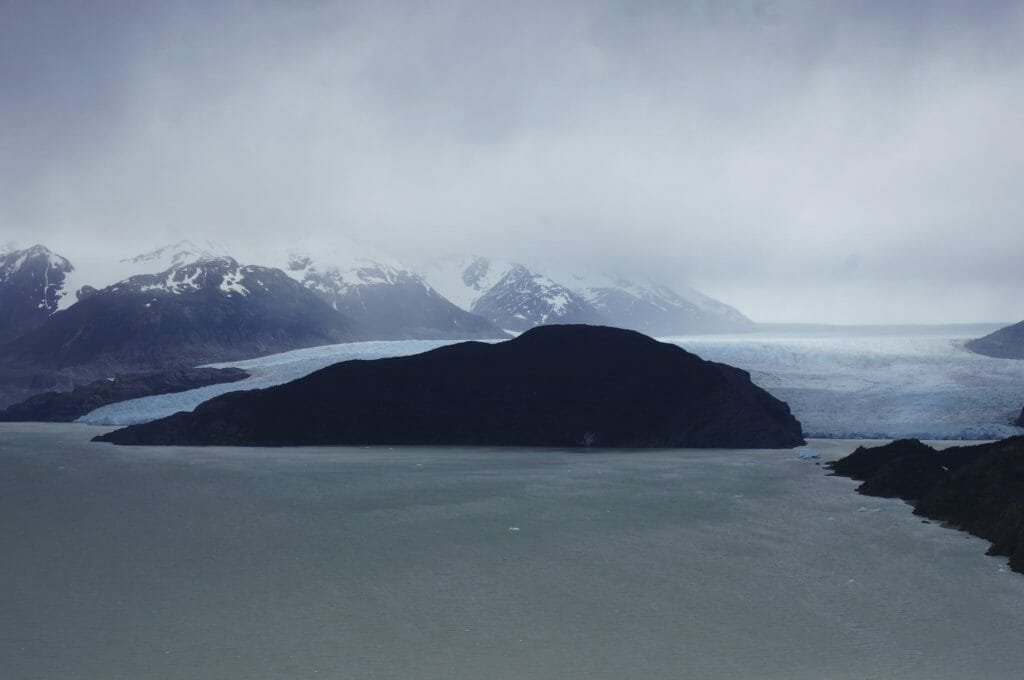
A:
[121,240,222,271]
[57,240,228,312]
[109,256,268,298]
[0,244,73,287]
[559,269,753,333]
[283,248,415,298]
[1,253,356,378]
[0,244,75,342]
[423,255,516,311]
[423,255,605,332]
[422,255,754,335]
[277,246,503,340]
[475,263,603,330]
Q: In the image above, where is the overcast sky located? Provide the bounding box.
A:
[2,0,1022,323]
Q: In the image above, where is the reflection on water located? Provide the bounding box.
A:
[2,423,1022,680]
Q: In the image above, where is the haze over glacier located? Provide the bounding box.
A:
[80,325,1024,442]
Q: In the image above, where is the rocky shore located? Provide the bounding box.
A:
[829,437,1024,573]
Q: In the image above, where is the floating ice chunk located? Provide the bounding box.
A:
[508,527,520,532]
[857,506,882,513]
[797,449,821,460]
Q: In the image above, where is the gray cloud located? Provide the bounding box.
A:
[2,0,1023,323]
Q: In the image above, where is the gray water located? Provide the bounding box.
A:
[2,423,1022,679]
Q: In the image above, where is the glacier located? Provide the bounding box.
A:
[667,326,1024,440]
[80,326,1024,440]
[80,339,464,426]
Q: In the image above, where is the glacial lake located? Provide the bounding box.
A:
[2,423,1023,679]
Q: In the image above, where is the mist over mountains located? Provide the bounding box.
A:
[0,237,755,405]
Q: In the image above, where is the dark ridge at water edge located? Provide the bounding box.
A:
[0,367,249,422]
[829,436,1024,573]
[965,320,1024,359]
[94,325,805,448]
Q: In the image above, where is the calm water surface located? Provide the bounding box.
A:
[2,423,1022,679]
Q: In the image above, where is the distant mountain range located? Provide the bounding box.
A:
[423,255,754,334]
[0,241,501,405]
[279,244,498,340]
[1,255,356,376]
[0,239,754,406]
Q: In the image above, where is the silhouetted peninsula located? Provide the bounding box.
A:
[965,321,1024,359]
[830,437,1024,573]
[0,367,248,422]
[94,325,805,448]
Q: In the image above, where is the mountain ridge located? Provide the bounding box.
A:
[422,254,754,335]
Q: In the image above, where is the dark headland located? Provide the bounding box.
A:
[94,325,805,448]
[829,437,1024,573]
[0,367,248,422]
[965,320,1024,359]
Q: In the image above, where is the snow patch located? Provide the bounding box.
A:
[219,269,249,296]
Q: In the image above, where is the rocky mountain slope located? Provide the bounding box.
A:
[0,244,74,342]
[281,247,503,339]
[423,255,753,334]
[0,256,356,377]
[562,270,755,335]
[423,255,608,331]
[966,321,1024,359]
[94,324,805,448]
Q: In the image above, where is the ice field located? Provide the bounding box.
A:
[672,326,1024,439]
[80,339,463,426]
[81,326,1024,440]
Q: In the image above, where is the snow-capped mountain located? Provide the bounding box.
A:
[0,244,74,343]
[422,255,754,334]
[472,264,605,332]
[423,256,606,332]
[558,270,755,335]
[57,239,223,311]
[278,243,504,340]
[1,255,355,377]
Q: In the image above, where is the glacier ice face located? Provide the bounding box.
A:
[667,328,1024,440]
[79,340,465,426]
[81,327,1024,440]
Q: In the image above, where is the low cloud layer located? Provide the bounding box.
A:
[3,0,1022,323]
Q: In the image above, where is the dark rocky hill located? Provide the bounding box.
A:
[0,367,248,422]
[829,437,1024,574]
[94,325,805,448]
[965,321,1024,359]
